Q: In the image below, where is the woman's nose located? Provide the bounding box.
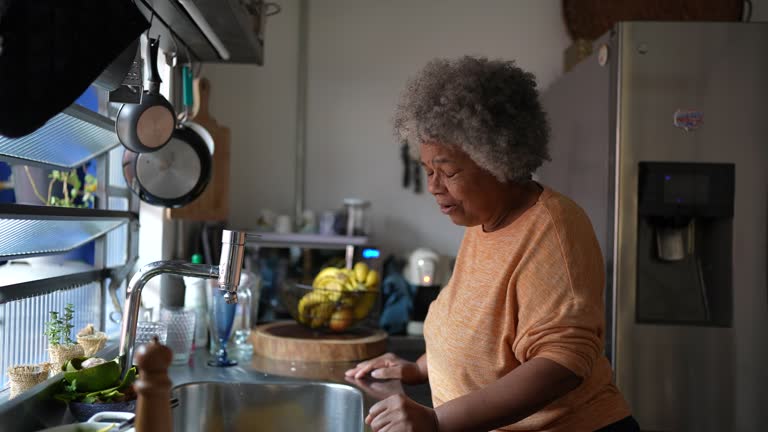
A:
[427,173,444,194]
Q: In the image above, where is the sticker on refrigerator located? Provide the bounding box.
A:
[673,109,703,131]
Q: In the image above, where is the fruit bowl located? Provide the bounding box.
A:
[282,284,378,332]
[281,264,380,332]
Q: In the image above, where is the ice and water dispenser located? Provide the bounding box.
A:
[636,162,735,326]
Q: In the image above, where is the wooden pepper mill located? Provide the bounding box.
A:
[134,336,173,432]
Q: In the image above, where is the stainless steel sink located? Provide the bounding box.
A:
[172,381,364,432]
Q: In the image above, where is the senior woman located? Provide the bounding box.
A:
[345,57,639,432]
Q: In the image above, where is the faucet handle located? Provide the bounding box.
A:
[218,230,246,295]
[219,230,262,304]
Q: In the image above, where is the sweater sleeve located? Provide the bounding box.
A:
[511,210,606,378]
[513,298,603,378]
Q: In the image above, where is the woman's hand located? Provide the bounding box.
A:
[345,375,405,400]
[366,394,438,432]
[344,353,426,384]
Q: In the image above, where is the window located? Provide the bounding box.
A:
[0,284,102,388]
[0,88,138,392]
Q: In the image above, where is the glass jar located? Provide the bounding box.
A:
[343,198,371,236]
[231,271,260,358]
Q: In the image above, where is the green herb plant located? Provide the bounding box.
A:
[45,303,76,346]
[24,166,97,208]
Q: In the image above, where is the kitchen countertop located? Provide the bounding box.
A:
[169,334,431,431]
[0,333,430,431]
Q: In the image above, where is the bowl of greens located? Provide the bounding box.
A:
[53,357,138,422]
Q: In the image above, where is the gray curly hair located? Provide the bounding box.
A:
[393,56,550,182]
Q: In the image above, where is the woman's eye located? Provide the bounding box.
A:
[445,171,458,178]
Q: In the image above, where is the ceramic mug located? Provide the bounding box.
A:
[275,215,292,234]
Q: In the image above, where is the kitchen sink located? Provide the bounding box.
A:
[172,381,364,432]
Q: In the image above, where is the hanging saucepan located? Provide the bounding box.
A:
[122,126,212,208]
[115,37,176,153]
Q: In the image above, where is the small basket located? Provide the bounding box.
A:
[6,363,51,399]
[77,332,107,357]
[48,343,85,372]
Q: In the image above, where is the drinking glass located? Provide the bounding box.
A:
[159,307,196,365]
[207,288,237,367]
[134,321,168,360]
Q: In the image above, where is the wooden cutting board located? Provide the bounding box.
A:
[251,321,388,362]
[168,78,230,221]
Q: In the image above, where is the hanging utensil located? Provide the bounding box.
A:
[178,64,215,155]
[115,37,176,153]
[400,142,411,189]
[121,125,212,208]
[412,155,422,194]
[168,77,230,221]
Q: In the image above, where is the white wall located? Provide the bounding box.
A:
[203,1,571,256]
[303,0,569,255]
[203,0,301,228]
[205,1,768,257]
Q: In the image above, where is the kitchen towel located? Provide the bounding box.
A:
[378,272,412,335]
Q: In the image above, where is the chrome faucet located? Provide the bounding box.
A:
[118,230,252,376]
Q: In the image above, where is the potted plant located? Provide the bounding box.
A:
[45,304,85,371]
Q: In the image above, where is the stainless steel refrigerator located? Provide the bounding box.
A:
[539,22,768,432]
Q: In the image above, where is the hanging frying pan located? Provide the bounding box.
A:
[115,37,176,153]
[122,126,212,208]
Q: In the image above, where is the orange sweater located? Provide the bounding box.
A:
[423,186,630,431]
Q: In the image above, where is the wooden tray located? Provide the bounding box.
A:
[251,321,387,362]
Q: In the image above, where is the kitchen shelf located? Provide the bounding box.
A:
[0,104,119,169]
[244,232,370,250]
[0,204,137,261]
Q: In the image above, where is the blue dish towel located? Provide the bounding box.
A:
[378,273,413,335]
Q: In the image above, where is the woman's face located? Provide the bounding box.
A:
[420,142,509,227]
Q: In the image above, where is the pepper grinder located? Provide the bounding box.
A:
[134,336,173,432]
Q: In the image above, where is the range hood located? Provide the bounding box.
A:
[135,0,273,64]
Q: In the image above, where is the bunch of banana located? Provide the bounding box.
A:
[296,262,380,331]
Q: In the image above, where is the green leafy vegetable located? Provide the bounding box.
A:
[63,358,121,392]
[65,379,78,393]
[52,360,137,404]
